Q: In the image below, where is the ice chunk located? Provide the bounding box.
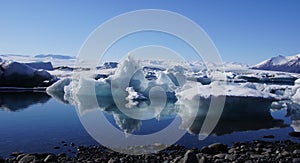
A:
[0,60,53,87]
[241,82,266,91]
[271,101,287,110]
[166,65,187,86]
[25,61,54,70]
[125,87,146,108]
[292,79,300,94]
[2,61,35,77]
[76,77,111,96]
[293,89,300,103]
[292,79,300,104]
[104,62,118,69]
[291,120,300,132]
[177,81,280,100]
[46,78,72,103]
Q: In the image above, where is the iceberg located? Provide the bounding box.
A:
[0,60,54,87]
[293,89,300,103]
[44,54,296,141]
[47,54,284,107]
[46,78,72,103]
[25,61,54,71]
[176,81,280,100]
[292,79,300,104]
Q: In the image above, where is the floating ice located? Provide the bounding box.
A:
[46,78,72,103]
[47,54,285,107]
[293,89,300,103]
[0,59,54,87]
[292,79,300,104]
[176,81,279,100]
[291,120,300,132]
[25,61,54,71]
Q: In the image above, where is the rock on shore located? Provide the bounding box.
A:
[3,140,300,163]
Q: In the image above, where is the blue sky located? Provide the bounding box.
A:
[0,0,299,64]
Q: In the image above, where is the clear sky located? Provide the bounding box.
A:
[0,0,299,64]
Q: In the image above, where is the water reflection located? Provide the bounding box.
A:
[286,102,300,132]
[70,94,287,136]
[189,97,287,136]
[0,92,51,111]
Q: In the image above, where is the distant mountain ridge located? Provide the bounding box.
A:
[34,54,75,59]
[0,54,75,60]
[252,53,300,73]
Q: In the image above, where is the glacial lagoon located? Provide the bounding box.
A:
[0,91,299,157]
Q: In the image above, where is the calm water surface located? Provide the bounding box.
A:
[0,92,299,157]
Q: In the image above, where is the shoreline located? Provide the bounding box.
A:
[2,140,300,163]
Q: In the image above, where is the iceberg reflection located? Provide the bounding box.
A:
[286,102,300,132]
[187,97,287,136]
[0,92,51,111]
[69,93,286,136]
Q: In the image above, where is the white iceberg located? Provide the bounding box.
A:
[176,81,280,100]
[292,79,300,104]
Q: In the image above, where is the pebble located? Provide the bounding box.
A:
[250,154,264,159]
[293,149,300,154]
[281,150,290,156]
[108,158,117,163]
[289,132,300,137]
[198,156,206,163]
[225,154,235,161]
[200,146,213,154]
[11,152,22,157]
[58,153,66,157]
[18,154,36,163]
[44,154,57,162]
[213,153,226,159]
[1,140,300,162]
[171,156,181,163]
[293,158,300,163]
[180,150,198,163]
[208,143,228,153]
[16,154,26,161]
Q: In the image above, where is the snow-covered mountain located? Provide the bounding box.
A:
[252,53,300,73]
